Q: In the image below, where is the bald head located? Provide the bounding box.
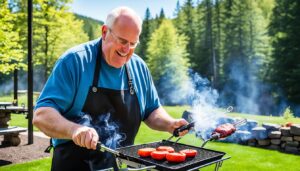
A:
[101,7,142,68]
[106,7,142,35]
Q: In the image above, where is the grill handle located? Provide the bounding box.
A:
[173,121,195,137]
[121,165,156,171]
[96,142,120,156]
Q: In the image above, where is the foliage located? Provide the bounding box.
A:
[269,0,300,105]
[172,0,273,93]
[215,0,274,114]
[157,8,165,26]
[173,0,196,69]
[147,20,190,104]
[0,0,25,74]
[32,0,89,83]
[283,106,295,120]
[74,13,103,40]
[135,7,155,61]
[193,0,215,83]
[222,0,271,74]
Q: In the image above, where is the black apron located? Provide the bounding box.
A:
[51,40,142,171]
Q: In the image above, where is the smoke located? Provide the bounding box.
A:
[178,71,231,140]
[175,71,257,142]
[75,112,124,149]
[219,58,300,116]
[0,67,45,96]
[0,79,13,96]
[155,69,191,105]
[220,58,266,115]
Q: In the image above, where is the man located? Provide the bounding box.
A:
[33,6,188,171]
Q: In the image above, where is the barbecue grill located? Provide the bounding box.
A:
[96,112,249,170]
[97,139,230,171]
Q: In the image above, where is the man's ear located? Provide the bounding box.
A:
[102,25,108,40]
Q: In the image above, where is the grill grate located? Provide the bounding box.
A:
[116,140,225,171]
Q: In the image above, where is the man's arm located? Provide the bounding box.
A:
[33,107,98,150]
[144,106,189,136]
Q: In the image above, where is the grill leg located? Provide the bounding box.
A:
[116,157,123,169]
[214,161,223,171]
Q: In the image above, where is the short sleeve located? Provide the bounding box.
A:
[143,68,161,120]
[34,54,77,114]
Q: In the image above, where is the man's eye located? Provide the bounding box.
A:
[119,39,128,45]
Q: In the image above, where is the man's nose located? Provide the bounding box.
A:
[121,43,131,53]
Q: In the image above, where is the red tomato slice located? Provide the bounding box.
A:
[180,149,197,157]
[156,146,175,153]
[151,150,169,160]
[166,152,186,163]
[138,148,156,157]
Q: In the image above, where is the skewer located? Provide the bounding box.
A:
[233,118,247,127]
[200,118,247,148]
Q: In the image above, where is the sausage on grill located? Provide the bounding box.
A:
[213,123,236,138]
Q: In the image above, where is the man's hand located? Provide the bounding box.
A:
[145,107,190,136]
[71,126,99,150]
[169,119,189,136]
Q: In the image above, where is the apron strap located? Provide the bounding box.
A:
[91,39,135,95]
[92,41,102,92]
[125,63,135,95]
[44,138,53,153]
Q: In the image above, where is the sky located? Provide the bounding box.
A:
[69,0,185,22]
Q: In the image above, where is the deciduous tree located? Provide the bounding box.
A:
[147,20,190,105]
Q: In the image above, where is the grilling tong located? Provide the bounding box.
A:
[167,121,195,143]
[96,143,157,171]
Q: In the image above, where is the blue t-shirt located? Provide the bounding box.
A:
[35,39,161,146]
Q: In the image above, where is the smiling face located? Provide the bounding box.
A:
[101,11,141,68]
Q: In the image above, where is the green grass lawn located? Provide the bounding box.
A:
[228,112,300,125]
[1,105,299,170]
[0,93,39,107]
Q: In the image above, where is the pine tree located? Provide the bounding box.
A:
[193,0,216,84]
[135,8,153,61]
[173,0,186,34]
[174,0,196,71]
[219,0,273,113]
[269,0,300,105]
[158,8,166,26]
